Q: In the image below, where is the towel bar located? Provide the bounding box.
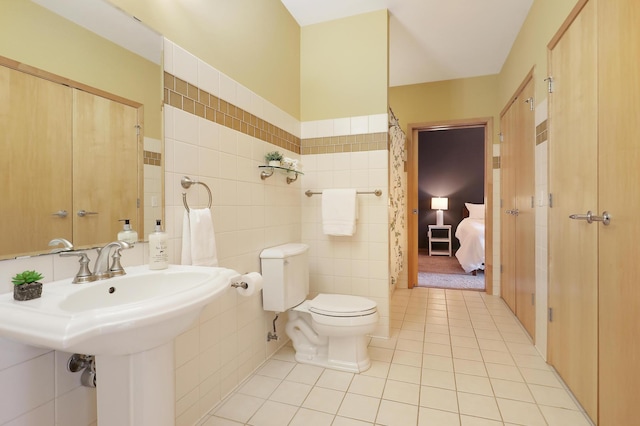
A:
[305,189,382,197]
[181,176,212,212]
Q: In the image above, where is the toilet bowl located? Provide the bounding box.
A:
[285,293,378,373]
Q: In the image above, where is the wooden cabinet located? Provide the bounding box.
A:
[548,0,640,423]
[500,74,536,340]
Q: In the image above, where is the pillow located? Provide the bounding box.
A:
[465,203,485,219]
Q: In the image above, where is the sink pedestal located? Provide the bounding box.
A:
[95,341,174,426]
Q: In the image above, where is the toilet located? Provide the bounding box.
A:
[261,243,379,373]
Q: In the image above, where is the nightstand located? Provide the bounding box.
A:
[428,225,452,256]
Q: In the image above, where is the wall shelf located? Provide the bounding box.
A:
[258,165,304,184]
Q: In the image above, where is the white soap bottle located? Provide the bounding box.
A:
[117,219,138,244]
[149,219,168,270]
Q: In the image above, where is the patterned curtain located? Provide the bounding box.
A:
[389,108,407,286]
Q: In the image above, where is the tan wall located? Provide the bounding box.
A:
[389,75,500,143]
[301,10,389,121]
[110,0,301,120]
[0,0,161,139]
[498,0,578,106]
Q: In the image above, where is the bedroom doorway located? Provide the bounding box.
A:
[407,118,494,292]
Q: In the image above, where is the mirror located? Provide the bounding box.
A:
[0,0,163,260]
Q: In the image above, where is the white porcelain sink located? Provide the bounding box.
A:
[0,264,240,355]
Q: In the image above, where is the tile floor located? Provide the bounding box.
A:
[198,288,593,425]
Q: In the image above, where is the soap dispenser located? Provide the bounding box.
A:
[117,219,138,244]
[149,219,168,270]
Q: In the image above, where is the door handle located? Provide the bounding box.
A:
[77,210,99,217]
[569,210,611,225]
[51,210,68,218]
[505,209,519,216]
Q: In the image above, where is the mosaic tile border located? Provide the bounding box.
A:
[536,119,548,145]
[164,72,301,154]
[143,150,161,166]
[301,133,388,155]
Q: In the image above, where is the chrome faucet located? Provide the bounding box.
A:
[49,237,74,253]
[93,241,131,280]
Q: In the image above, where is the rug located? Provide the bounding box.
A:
[418,272,485,290]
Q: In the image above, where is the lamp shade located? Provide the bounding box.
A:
[431,197,449,211]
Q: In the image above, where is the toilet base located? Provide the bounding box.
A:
[286,311,374,373]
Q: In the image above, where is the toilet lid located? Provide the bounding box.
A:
[308,294,377,317]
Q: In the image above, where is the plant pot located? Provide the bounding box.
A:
[13,282,43,301]
[268,160,281,167]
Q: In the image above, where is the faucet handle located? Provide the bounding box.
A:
[109,248,126,277]
[60,252,95,284]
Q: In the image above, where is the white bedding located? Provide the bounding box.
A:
[455,218,485,273]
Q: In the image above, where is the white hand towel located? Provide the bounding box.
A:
[181,209,218,266]
[322,188,357,236]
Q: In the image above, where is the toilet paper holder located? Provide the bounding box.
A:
[231,281,248,289]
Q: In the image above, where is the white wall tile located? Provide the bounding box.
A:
[219,73,237,105]
[173,44,198,86]
[351,116,369,135]
[333,118,350,136]
[197,60,220,97]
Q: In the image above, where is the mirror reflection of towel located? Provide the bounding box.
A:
[322,189,357,236]
[181,209,218,266]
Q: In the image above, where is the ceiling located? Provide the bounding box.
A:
[280,0,534,87]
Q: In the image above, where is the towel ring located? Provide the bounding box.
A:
[181,176,212,212]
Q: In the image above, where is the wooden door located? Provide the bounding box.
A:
[597,0,640,422]
[547,0,598,421]
[73,90,139,248]
[500,103,517,312]
[0,66,72,256]
[514,79,536,339]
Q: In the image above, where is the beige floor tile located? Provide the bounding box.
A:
[405,313,428,323]
[368,346,394,362]
[237,375,281,399]
[399,329,425,342]
[453,359,487,377]
[348,374,386,398]
[418,407,461,426]
[214,393,264,423]
[473,329,503,341]
[285,363,324,385]
[424,323,450,335]
[424,332,452,345]
[269,380,312,406]
[420,385,459,412]
[481,350,515,366]
[337,393,380,423]
[421,368,456,390]
[460,415,503,425]
[315,369,354,392]
[455,373,494,396]
[490,378,534,402]
[388,363,422,384]
[361,360,390,378]
[513,354,551,370]
[519,367,563,387]
[484,363,522,381]
[422,354,454,372]
[451,335,479,349]
[202,416,244,425]
[528,384,580,409]
[256,359,296,379]
[392,349,423,367]
[402,320,426,332]
[382,379,420,405]
[457,392,501,421]
[477,339,508,352]
[449,319,473,329]
[496,398,546,426]
[332,416,374,426]
[449,326,476,337]
[396,338,424,353]
[271,345,296,362]
[538,405,592,426]
[426,316,449,326]
[301,386,345,414]
[423,342,452,357]
[376,399,419,426]
[452,346,483,362]
[247,400,297,426]
[369,336,397,350]
[506,341,540,356]
[288,408,334,426]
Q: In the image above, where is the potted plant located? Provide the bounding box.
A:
[265,151,283,167]
[12,270,44,301]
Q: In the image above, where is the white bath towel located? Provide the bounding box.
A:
[181,209,218,266]
[322,188,357,236]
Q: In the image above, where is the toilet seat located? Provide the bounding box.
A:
[308,294,377,317]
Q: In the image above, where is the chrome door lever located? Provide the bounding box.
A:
[77,210,99,217]
[569,210,611,225]
[505,209,519,216]
[52,210,68,218]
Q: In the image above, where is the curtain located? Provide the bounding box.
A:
[389,108,407,286]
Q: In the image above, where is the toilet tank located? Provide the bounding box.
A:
[260,243,309,312]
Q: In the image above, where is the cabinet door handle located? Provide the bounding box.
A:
[77,210,99,217]
[52,210,68,218]
[569,210,611,225]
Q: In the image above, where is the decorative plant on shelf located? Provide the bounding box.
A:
[12,270,44,301]
[265,151,283,167]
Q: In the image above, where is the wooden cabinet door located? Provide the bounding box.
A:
[0,66,72,256]
[500,101,517,312]
[73,90,139,248]
[547,0,598,421]
[597,0,640,423]
[500,76,536,339]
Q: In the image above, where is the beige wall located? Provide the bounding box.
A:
[389,75,500,142]
[0,0,161,139]
[498,0,578,106]
[301,10,389,121]
[111,0,301,120]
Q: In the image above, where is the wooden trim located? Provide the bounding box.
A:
[547,0,590,50]
[0,55,142,108]
[407,117,493,292]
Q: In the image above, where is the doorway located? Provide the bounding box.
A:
[407,118,494,292]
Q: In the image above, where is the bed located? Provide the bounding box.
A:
[455,203,485,274]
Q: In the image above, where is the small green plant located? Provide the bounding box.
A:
[11,270,44,286]
[265,151,283,162]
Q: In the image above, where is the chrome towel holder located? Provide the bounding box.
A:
[181,176,212,212]
[305,189,382,197]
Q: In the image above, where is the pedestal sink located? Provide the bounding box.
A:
[0,264,241,426]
